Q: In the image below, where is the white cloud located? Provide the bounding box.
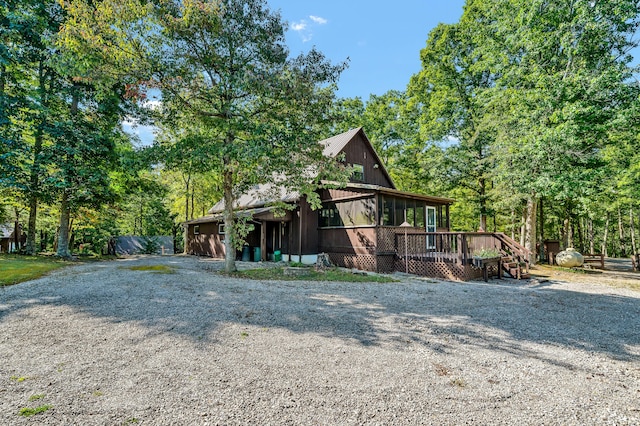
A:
[291,20,307,32]
[309,15,327,25]
[291,15,328,43]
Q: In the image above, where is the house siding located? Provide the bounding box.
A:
[290,198,319,257]
[187,222,225,258]
[342,133,394,188]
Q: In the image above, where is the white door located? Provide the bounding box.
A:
[426,206,436,249]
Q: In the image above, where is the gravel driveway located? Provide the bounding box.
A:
[1,256,639,425]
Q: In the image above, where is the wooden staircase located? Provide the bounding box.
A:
[501,255,530,279]
[494,233,531,280]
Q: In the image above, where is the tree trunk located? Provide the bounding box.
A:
[182,173,191,254]
[24,62,48,255]
[567,219,574,249]
[524,196,537,265]
[602,213,609,257]
[190,186,195,221]
[56,191,72,258]
[184,173,191,223]
[223,166,236,272]
[139,198,143,235]
[577,217,584,253]
[510,209,516,240]
[618,206,626,257]
[588,218,594,254]
[25,127,44,255]
[56,87,78,259]
[539,197,545,261]
[478,178,487,232]
[520,207,526,247]
[630,207,637,255]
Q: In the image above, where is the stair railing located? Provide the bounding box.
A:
[493,233,531,273]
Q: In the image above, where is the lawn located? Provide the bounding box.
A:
[230,266,398,283]
[0,254,69,286]
[531,264,640,292]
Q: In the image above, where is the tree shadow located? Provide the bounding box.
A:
[1,257,638,371]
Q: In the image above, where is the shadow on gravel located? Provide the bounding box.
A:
[1,256,639,369]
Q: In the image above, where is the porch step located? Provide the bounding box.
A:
[502,257,529,280]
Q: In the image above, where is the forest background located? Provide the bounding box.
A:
[1,0,640,265]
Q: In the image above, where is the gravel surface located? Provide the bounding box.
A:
[1,255,639,425]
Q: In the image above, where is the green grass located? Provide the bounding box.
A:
[28,394,45,402]
[0,254,68,286]
[18,405,52,417]
[230,267,397,283]
[123,265,175,274]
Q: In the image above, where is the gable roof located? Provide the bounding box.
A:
[320,127,396,189]
[320,127,362,157]
[208,183,299,214]
[0,223,14,239]
[204,128,437,215]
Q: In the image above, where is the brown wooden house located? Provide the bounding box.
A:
[0,222,24,253]
[185,128,455,272]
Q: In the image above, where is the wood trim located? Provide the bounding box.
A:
[318,225,377,230]
[321,193,375,203]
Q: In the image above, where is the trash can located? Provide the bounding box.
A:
[274,250,282,262]
[241,246,250,261]
[253,247,261,262]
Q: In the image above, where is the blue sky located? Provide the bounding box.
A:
[269,0,467,99]
[124,1,467,144]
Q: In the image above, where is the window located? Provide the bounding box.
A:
[352,163,364,182]
[319,198,375,228]
[380,196,393,225]
[194,225,200,235]
[319,203,342,227]
[415,202,425,228]
[218,223,225,234]
[406,201,416,227]
[394,198,405,226]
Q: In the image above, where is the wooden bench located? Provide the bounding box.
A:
[632,254,640,272]
[582,253,604,269]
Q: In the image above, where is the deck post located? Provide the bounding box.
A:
[400,221,412,273]
[260,221,267,261]
[462,234,469,264]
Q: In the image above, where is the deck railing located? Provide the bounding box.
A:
[392,231,530,268]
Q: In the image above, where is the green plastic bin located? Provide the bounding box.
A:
[241,246,250,261]
[274,250,282,262]
[253,247,261,262]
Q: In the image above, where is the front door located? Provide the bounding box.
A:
[426,206,436,249]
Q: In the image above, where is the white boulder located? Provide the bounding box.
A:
[555,248,584,268]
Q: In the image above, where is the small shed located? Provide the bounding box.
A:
[0,223,24,253]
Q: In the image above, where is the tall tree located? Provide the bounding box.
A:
[408,21,496,232]
[481,0,640,260]
[61,0,349,271]
[46,82,123,257]
[0,0,65,253]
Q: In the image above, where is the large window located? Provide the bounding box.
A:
[394,198,405,226]
[406,201,415,226]
[319,198,375,228]
[415,204,425,228]
[378,196,432,228]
